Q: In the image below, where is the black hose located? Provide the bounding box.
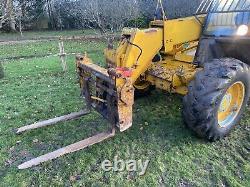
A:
[127,39,143,66]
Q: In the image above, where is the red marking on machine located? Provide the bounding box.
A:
[116,67,133,78]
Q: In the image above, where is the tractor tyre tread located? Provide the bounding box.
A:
[183,58,250,141]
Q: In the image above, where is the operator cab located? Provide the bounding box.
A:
[204,0,250,37]
[195,0,250,66]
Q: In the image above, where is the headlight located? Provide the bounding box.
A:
[236,25,248,36]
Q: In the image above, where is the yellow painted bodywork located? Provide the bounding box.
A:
[105,28,163,87]
[162,16,205,53]
[146,59,201,95]
[78,15,206,131]
[104,15,205,95]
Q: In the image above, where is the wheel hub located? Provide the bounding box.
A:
[219,93,232,112]
[218,81,245,128]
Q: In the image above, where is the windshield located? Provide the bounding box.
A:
[204,0,250,36]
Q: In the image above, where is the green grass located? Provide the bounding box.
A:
[0,40,106,60]
[0,32,249,186]
[0,29,99,41]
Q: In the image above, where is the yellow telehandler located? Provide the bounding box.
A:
[17,0,250,169]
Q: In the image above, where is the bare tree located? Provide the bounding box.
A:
[62,0,140,34]
[0,0,28,32]
[164,0,203,18]
[0,0,16,31]
[140,0,203,20]
[0,0,204,32]
[7,0,16,31]
[46,0,57,29]
[51,0,203,31]
[0,0,7,29]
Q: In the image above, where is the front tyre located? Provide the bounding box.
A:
[183,58,250,141]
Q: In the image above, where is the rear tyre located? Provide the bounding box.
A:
[183,58,250,141]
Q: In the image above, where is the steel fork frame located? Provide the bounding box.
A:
[17,109,116,169]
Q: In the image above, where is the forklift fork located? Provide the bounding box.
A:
[17,116,116,169]
[17,54,134,169]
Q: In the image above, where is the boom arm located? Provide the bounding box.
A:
[105,28,163,87]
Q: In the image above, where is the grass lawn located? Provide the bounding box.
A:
[0,40,106,60]
[0,29,99,42]
[0,32,249,186]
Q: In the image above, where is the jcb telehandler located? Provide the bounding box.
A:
[17,0,250,169]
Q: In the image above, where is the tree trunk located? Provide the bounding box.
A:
[47,0,56,29]
[6,0,16,32]
[0,0,7,29]
[9,18,16,32]
[0,62,4,79]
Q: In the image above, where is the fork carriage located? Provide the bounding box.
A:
[76,54,135,132]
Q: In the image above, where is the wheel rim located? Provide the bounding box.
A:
[218,81,245,128]
[134,80,150,90]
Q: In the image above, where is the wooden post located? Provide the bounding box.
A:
[58,38,67,72]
